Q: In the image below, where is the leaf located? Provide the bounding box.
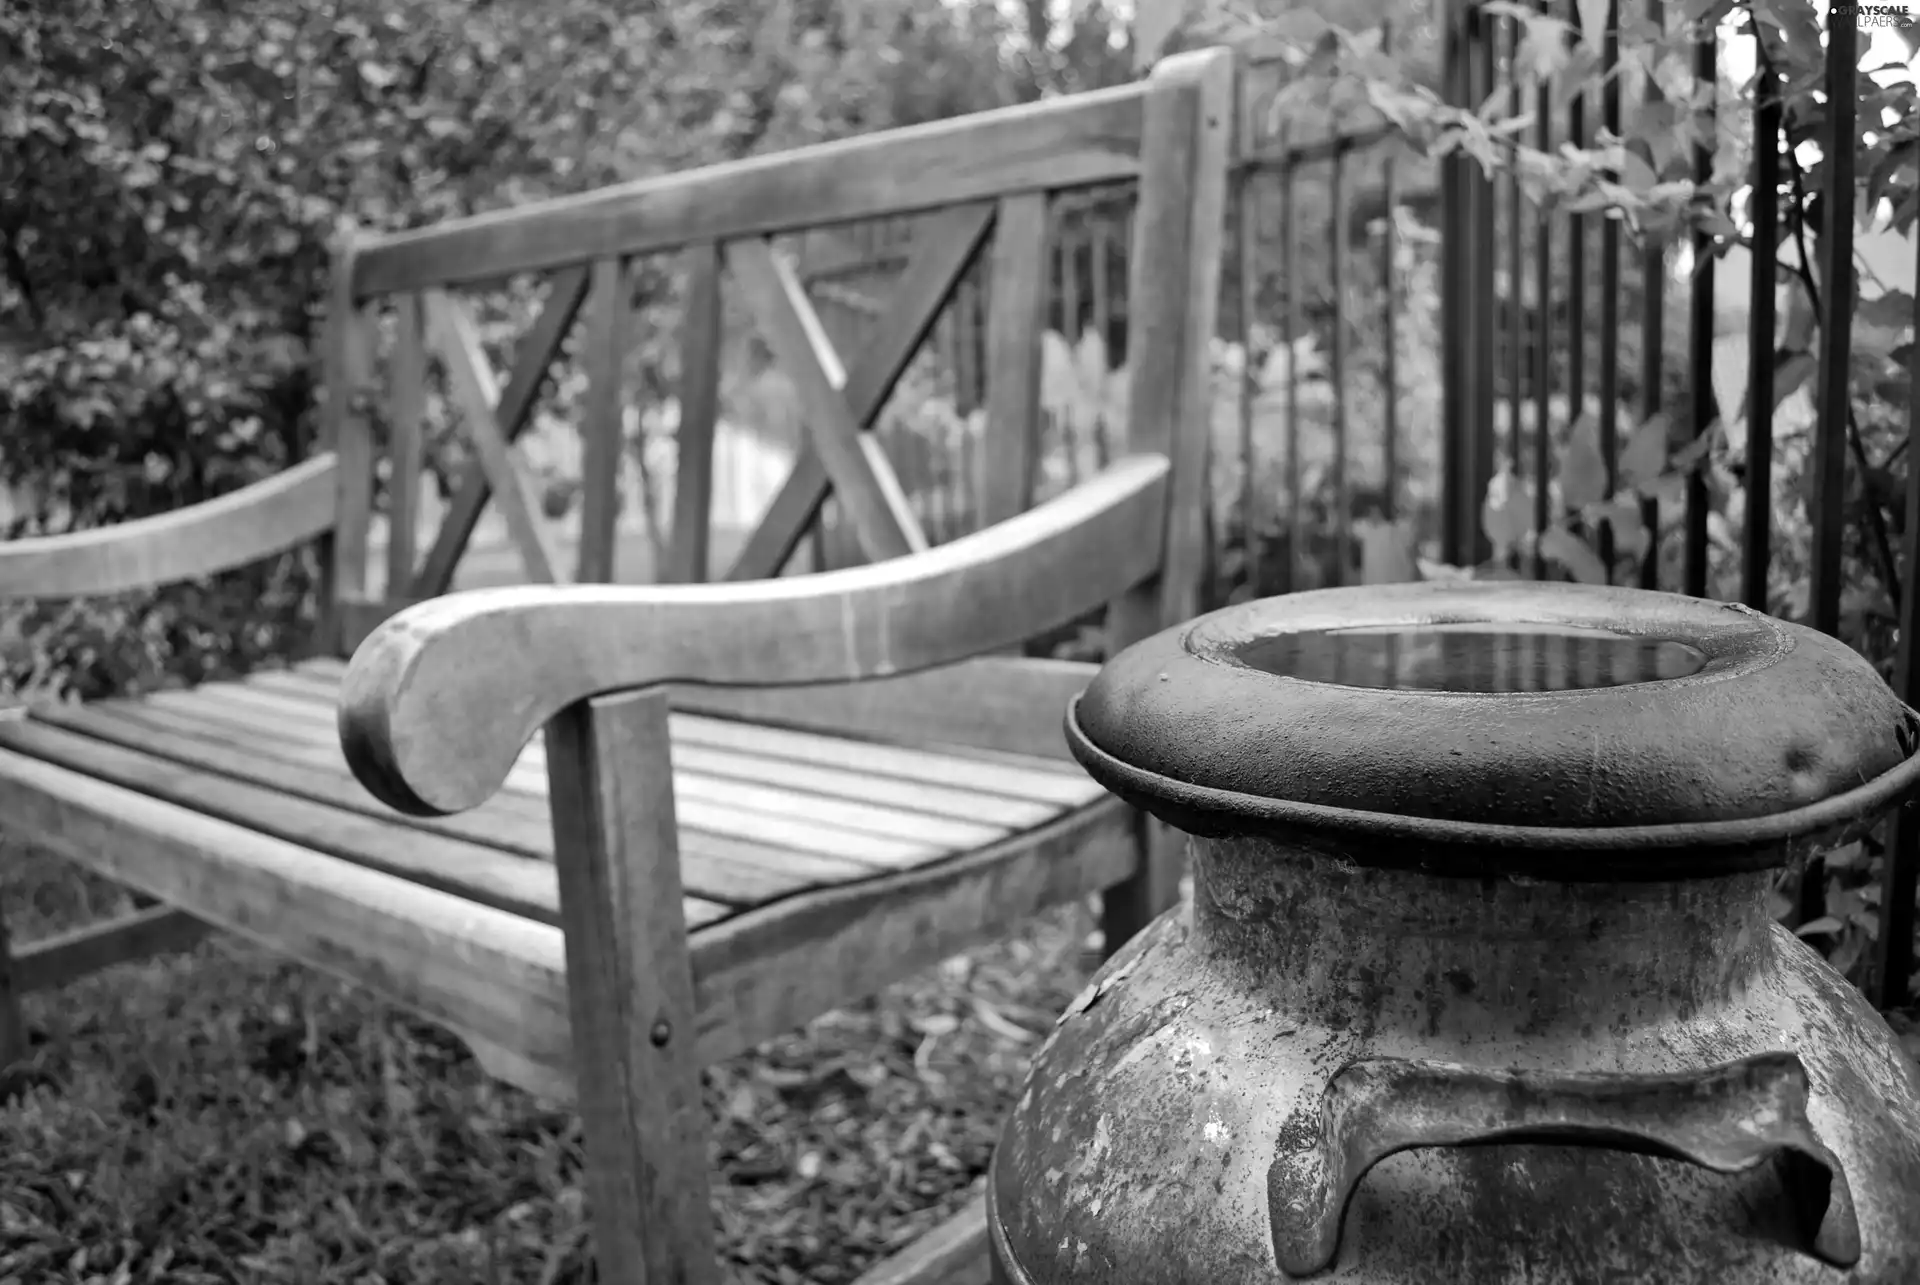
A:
[1539,523,1610,585]
[1617,413,1669,491]
[1132,0,1190,71]
[1783,284,1819,353]
[1039,330,1080,420]
[1629,99,1679,174]
[1858,290,1915,330]
[1773,351,1818,412]
[1575,0,1610,48]
[1865,141,1917,223]
[1619,149,1658,196]
[1509,12,1574,85]
[1356,517,1421,586]
[1416,558,1478,584]
[1709,333,1747,430]
[1601,498,1650,562]
[1559,415,1610,510]
[1480,467,1533,555]
[1641,470,1689,509]
[1794,916,1845,938]
[1824,841,1865,870]
[1074,329,1111,406]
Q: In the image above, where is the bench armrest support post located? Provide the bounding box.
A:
[546,686,719,1284]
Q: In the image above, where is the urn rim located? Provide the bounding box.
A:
[1068,582,1920,877]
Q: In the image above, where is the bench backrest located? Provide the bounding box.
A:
[319,49,1234,657]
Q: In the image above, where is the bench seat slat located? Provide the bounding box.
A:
[38,699,906,908]
[0,737,1134,1103]
[132,685,974,866]
[174,681,1018,849]
[145,680,1042,853]
[249,664,1069,826]
[39,698,895,910]
[0,717,658,927]
[42,664,1105,926]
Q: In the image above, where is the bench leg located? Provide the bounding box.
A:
[546,688,720,1285]
[1099,813,1185,959]
[0,901,25,1067]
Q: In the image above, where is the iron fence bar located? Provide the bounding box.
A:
[1382,21,1400,524]
[1062,221,1082,343]
[1331,145,1351,587]
[1597,0,1622,580]
[1742,46,1779,613]
[1441,0,1472,567]
[1506,12,1526,494]
[1683,14,1715,598]
[1808,8,1856,641]
[1876,258,1920,1012]
[1801,5,1859,934]
[1567,1,1589,553]
[1637,0,1665,590]
[1471,9,1498,563]
[1236,162,1262,597]
[1091,218,1111,355]
[1531,0,1555,579]
[1281,146,1301,595]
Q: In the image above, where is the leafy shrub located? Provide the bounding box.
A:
[0,0,1129,694]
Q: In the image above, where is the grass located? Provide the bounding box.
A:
[0,840,1099,1285]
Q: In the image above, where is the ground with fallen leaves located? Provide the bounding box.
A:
[6,841,1920,1285]
[0,840,1098,1284]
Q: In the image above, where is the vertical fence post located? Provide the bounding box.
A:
[1281,143,1301,593]
[1636,0,1666,591]
[1683,15,1716,599]
[1596,0,1622,579]
[1504,11,1525,505]
[1381,21,1401,524]
[1330,143,1350,586]
[1236,72,1264,595]
[1877,262,1920,1012]
[1800,6,1858,933]
[1742,46,1780,613]
[1441,0,1497,570]
[1808,8,1856,639]
[1470,6,1498,562]
[1567,0,1589,549]
[1530,0,1554,579]
[1441,0,1471,568]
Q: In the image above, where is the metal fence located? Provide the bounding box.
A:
[783,8,1918,1011]
[1429,1,1916,1012]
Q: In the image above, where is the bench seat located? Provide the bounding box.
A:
[0,657,1132,1101]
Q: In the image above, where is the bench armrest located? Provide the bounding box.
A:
[339,454,1170,817]
[0,454,340,599]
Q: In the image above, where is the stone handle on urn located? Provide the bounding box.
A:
[1265,1050,1861,1279]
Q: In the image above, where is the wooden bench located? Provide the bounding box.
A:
[0,47,1233,1284]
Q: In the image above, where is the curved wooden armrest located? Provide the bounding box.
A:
[0,453,340,600]
[339,454,1171,817]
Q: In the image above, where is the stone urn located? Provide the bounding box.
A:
[988,582,1920,1283]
